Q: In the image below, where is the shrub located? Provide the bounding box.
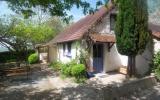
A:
[0,50,35,63]
[71,64,86,79]
[63,66,72,76]
[28,53,38,64]
[50,61,63,71]
[153,51,160,79]
[59,60,87,83]
[61,63,72,77]
[79,50,89,65]
[60,59,77,76]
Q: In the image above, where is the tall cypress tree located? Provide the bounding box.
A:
[115,0,150,77]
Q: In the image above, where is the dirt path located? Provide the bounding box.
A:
[119,84,160,100]
[0,64,78,100]
[0,64,160,100]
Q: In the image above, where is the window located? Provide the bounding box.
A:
[66,42,72,57]
[62,42,72,57]
[110,14,117,31]
[93,44,103,58]
[67,42,72,54]
[63,44,66,55]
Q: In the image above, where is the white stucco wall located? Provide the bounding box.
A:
[94,10,116,34]
[117,39,160,75]
[85,43,122,73]
[57,41,80,63]
[154,39,160,53]
[55,8,160,75]
[103,44,122,72]
[93,10,160,75]
[48,45,57,62]
[135,40,154,75]
[89,11,122,72]
[93,10,159,75]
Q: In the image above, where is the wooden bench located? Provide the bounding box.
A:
[0,67,30,77]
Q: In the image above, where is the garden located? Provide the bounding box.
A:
[152,50,160,80]
[49,60,87,83]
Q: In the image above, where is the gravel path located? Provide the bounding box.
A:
[119,84,160,100]
[0,64,160,100]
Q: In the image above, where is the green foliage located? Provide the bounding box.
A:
[9,18,55,44]
[58,59,86,83]
[0,50,35,63]
[6,0,107,22]
[115,0,149,56]
[71,64,86,79]
[61,65,72,76]
[28,53,38,64]
[50,61,63,71]
[0,16,58,63]
[79,49,88,65]
[115,0,150,76]
[60,60,77,77]
[153,51,160,68]
[152,51,160,79]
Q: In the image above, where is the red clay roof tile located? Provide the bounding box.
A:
[152,32,160,39]
[51,5,160,44]
[52,5,115,43]
[90,34,115,43]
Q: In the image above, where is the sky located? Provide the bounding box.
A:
[0,1,98,22]
[0,0,159,51]
[0,0,98,51]
[0,0,159,21]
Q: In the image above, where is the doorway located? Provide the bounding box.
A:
[93,44,104,73]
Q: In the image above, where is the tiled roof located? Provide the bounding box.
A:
[52,4,115,43]
[90,34,115,43]
[51,4,160,44]
[149,23,160,39]
[149,23,160,32]
[152,32,160,39]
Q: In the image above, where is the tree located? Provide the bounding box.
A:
[0,17,55,63]
[44,17,67,35]
[115,0,150,77]
[5,0,106,22]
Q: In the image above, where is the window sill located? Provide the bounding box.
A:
[66,53,72,58]
[63,53,72,58]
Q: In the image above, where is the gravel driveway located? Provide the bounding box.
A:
[0,64,160,100]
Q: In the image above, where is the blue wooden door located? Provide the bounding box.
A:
[93,44,103,73]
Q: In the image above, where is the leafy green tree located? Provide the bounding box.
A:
[115,0,150,77]
[44,17,67,35]
[5,0,107,22]
[0,17,56,63]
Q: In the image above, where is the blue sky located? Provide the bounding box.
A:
[0,0,158,21]
[0,1,98,22]
[0,0,159,51]
[0,0,98,51]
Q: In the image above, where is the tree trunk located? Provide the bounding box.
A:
[127,56,132,77]
[127,55,136,77]
[132,55,136,76]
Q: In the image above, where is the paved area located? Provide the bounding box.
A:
[0,64,160,100]
[119,84,160,100]
[88,72,126,85]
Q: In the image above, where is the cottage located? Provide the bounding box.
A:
[39,1,160,75]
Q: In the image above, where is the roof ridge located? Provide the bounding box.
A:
[51,5,114,43]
